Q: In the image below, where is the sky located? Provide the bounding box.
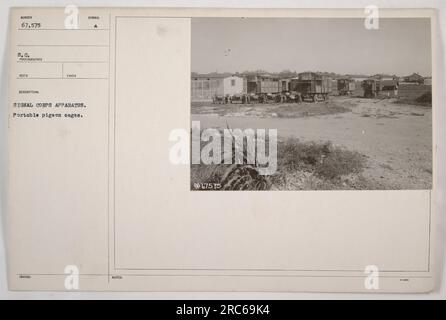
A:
[191,18,431,77]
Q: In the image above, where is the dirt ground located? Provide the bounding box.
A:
[191,99,350,118]
[191,96,432,189]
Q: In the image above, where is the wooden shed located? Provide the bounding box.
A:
[191,74,244,102]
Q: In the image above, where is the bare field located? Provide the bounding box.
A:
[191,99,351,118]
[191,96,432,190]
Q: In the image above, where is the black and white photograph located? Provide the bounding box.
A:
[191,18,432,191]
[1,3,443,299]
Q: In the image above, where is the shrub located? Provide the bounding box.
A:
[415,92,432,103]
[280,139,332,171]
[315,148,365,180]
[279,138,365,180]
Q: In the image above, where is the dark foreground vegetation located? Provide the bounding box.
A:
[191,138,374,190]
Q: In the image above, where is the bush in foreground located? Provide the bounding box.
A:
[279,139,365,180]
[191,137,369,190]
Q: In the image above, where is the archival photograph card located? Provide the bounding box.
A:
[5,7,436,292]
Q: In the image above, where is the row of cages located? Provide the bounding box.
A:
[211,78,399,104]
[213,90,328,104]
[213,73,334,104]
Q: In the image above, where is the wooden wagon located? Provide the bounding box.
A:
[289,72,332,102]
[337,78,356,95]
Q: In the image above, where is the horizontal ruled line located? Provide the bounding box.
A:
[16,77,109,80]
[17,61,109,64]
[16,273,433,279]
[18,28,109,31]
[17,44,109,47]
